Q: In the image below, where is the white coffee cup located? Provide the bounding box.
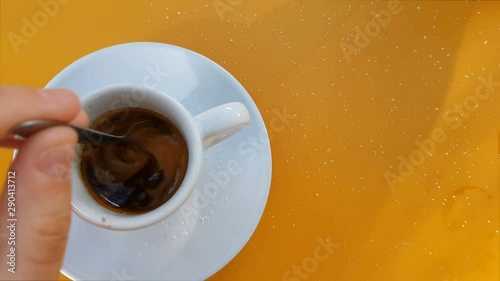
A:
[71,84,250,230]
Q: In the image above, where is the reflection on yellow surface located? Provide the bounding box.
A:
[0,1,498,281]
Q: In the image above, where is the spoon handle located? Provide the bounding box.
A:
[11,120,124,145]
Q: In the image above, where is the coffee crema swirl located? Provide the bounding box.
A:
[80,108,189,214]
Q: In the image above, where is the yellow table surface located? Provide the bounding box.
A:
[1,1,499,280]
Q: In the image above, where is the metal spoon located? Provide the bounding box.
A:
[11,120,124,145]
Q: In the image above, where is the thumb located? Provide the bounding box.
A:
[0,126,77,280]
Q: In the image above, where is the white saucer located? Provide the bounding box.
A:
[46,42,272,280]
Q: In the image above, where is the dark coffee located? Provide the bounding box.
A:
[80,108,188,214]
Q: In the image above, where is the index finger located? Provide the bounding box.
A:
[0,86,81,138]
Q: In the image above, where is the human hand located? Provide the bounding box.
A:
[0,86,88,280]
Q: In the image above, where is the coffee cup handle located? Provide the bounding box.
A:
[194,102,250,149]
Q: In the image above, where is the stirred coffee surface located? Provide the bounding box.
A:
[80,108,188,214]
